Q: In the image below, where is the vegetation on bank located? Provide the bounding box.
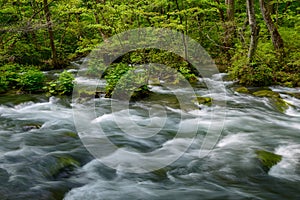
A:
[0,64,74,95]
[0,0,299,96]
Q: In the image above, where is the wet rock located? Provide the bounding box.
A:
[50,156,80,180]
[193,96,212,106]
[234,87,249,94]
[252,90,280,98]
[253,90,289,112]
[22,124,41,131]
[255,150,282,172]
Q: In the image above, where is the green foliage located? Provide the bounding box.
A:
[0,76,8,93]
[104,63,135,98]
[229,59,274,86]
[45,71,75,96]
[19,70,45,92]
[0,64,22,88]
[0,64,46,93]
[0,0,299,90]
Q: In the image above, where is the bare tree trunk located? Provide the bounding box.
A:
[259,0,284,53]
[246,0,259,62]
[43,0,58,67]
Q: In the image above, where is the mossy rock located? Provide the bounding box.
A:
[255,150,282,172]
[270,97,289,113]
[193,96,212,106]
[253,90,288,112]
[63,132,78,138]
[146,167,170,181]
[288,92,300,99]
[234,87,250,94]
[252,90,280,98]
[49,156,80,179]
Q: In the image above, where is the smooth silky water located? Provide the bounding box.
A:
[0,74,299,200]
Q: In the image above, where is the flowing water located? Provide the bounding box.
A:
[0,73,299,200]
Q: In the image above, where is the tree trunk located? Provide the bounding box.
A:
[94,0,108,41]
[259,0,284,53]
[224,0,235,49]
[246,0,259,62]
[226,0,235,21]
[43,0,58,67]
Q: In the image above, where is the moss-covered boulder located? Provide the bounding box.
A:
[193,96,212,106]
[49,156,80,179]
[255,150,282,172]
[252,90,280,98]
[253,90,289,112]
[234,87,250,94]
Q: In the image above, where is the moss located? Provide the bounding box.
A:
[63,132,78,138]
[252,90,280,98]
[147,167,170,181]
[252,90,288,112]
[49,156,80,178]
[234,87,249,94]
[270,98,289,113]
[193,96,212,106]
[255,150,282,172]
[288,92,300,99]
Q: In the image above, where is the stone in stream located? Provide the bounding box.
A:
[234,86,250,94]
[255,150,282,172]
[252,90,289,112]
[50,156,80,179]
[193,95,212,106]
[22,124,41,131]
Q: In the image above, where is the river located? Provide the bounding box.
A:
[0,73,299,200]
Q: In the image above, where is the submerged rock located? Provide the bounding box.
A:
[49,156,80,179]
[255,150,282,172]
[22,124,41,131]
[253,90,289,112]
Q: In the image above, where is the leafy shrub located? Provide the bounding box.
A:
[0,64,22,88]
[0,76,8,93]
[45,70,75,96]
[19,70,45,92]
[57,70,75,94]
[104,63,135,98]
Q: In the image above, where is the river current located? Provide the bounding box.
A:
[0,73,299,200]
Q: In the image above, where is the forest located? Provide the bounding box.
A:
[0,0,299,95]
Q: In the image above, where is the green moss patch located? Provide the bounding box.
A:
[193,96,212,106]
[253,90,289,112]
[255,150,282,172]
[234,87,250,94]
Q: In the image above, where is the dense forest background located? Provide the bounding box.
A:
[0,0,299,95]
